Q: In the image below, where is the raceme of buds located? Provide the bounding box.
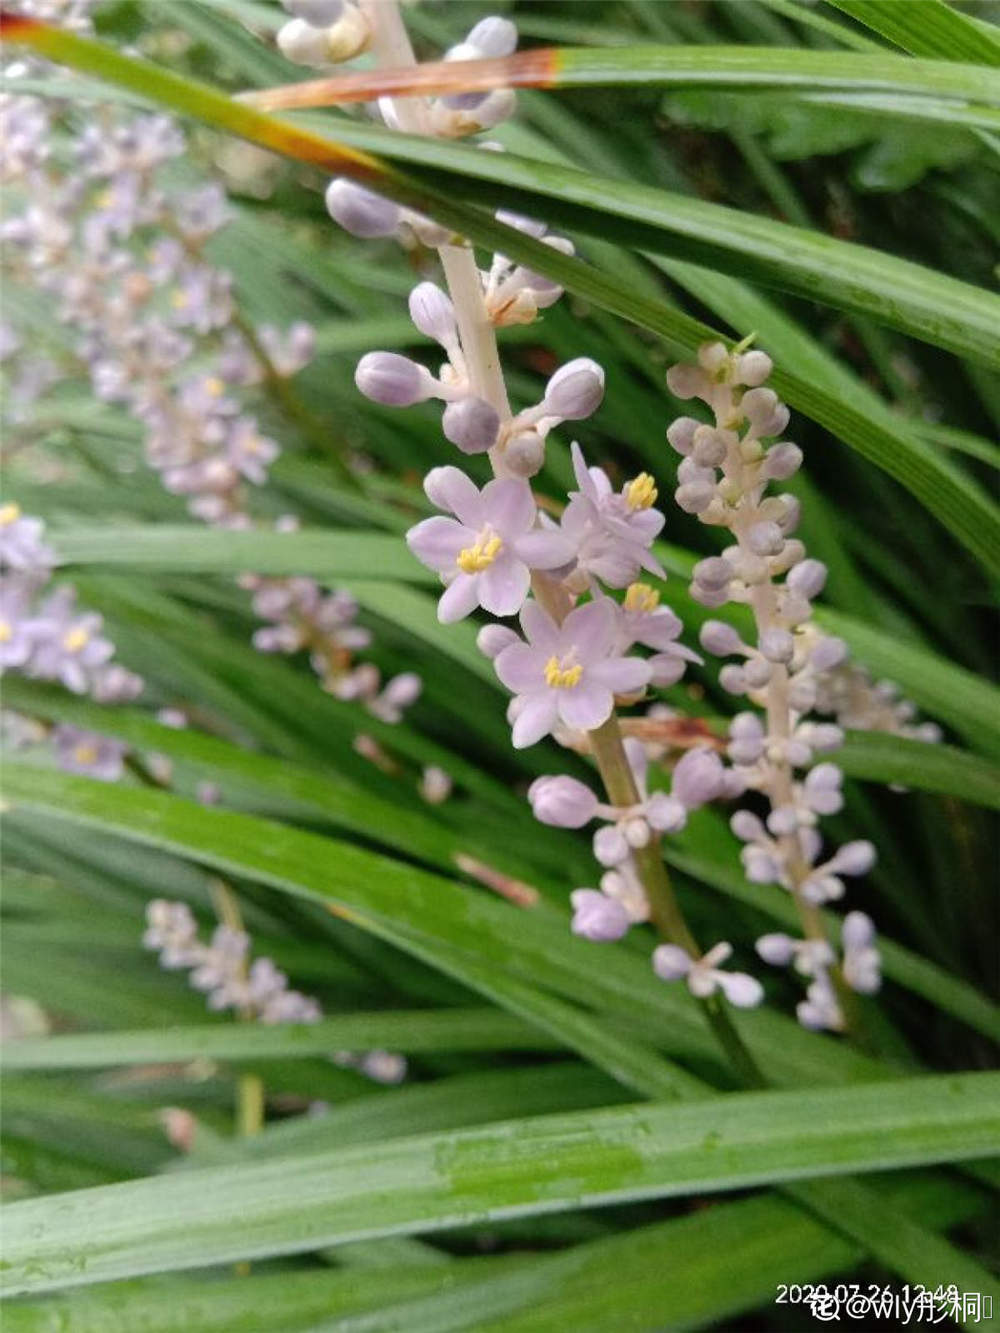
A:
[652,941,763,1008]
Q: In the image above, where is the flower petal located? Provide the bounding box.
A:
[481,477,535,535]
[561,597,616,662]
[406,515,469,572]
[514,528,577,571]
[558,681,613,732]
[437,573,481,623]
[519,598,559,650]
[512,692,559,748]
[479,554,530,618]
[495,641,543,693]
[588,655,652,695]
[423,466,483,527]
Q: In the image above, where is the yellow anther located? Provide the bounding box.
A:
[624,582,659,614]
[171,289,189,309]
[204,377,225,396]
[0,503,21,526]
[73,743,99,766]
[544,655,583,689]
[625,473,657,510]
[0,621,12,644]
[62,627,90,653]
[456,534,502,574]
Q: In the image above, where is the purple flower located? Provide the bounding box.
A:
[406,467,573,623]
[570,888,630,942]
[0,579,37,668]
[52,725,127,782]
[557,444,665,588]
[528,774,600,828]
[0,503,54,574]
[226,417,279,485]
[29,587,114,694]
[494,597,651,748]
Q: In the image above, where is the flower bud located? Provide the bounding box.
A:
[747,521,784,556]
[380,672,422,709]
[671,747,725,809]
[442,396,500,454]
[408,282,456,346]
[736,350,772,387]
[666,416,700,456]
[277,17,332,64]
[644,792,686,834]
[593,823,630,867]
[719,664,747,694]
[648,653,687,688]
[570,889,630,942]
[666,363,706,400]
[759,627,794,663]
[693,556,732,591]
[828,841,876,877]
[743,845,780,883]
[810,635,848,671]
[466,16,518,56]
[786,558,827,601]
[477,622,519,659]
[743,656,773,688]
[697,342,729,375]
[324,5,370,61]
[767,805,800,836]
[716,971,764,1008]
[325,179,400,238]
[543,357,605,421]
[675,481,716,514]
[691,425,728,468]
[804,763,843,815]
[652,943,692,981]
[504,430,546,477]
[842,910,876,951]
[283,0,344,21]
[762,442,802,480]
[731,809,766,842]
[355,352,432,406]
[742,387,789,437]
[528,775,599,828]
[756,932,795,966]
[699,619,743,656]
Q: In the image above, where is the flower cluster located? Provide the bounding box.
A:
[143,899,405,1082]
[666,343,882,1029]
[0,502,141,779]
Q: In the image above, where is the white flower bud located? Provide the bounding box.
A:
[736,350,772,387]
[594,823,630,866]
[810,635,848,671]
[743,845,780,883]
[787,675,817,711]
[743,656,773,688]
[804,763,843,815]
[756,932,796,966]
[761,442,803,480]
[719,664,747,694]
[717,971,764,1008]
[504,430,546,477]
[828,841,876,877]
[355,352,433,406]
[666,362,707,399]
[747,521,784,556]
[644,792,686,834]
[691,425,728,468]
[786,558,827,601]
[697,342,729,374]
[277,17,332,64]
[699,619,743,656]
[571,889,630,942]
[325,5,371,61]
[693,556,732,591]
[652,943,692,981]
[465,16,518,56]
[325,179,400,238]
[742,387,789,437]
[675,481,716,514]
[767,805,799,836]
[730,809,766,842]
[408,282,456,346]
[671,747,725,809]
[543,357,605,420]
[528,775,599,828]
[477,622,519,659]
[442,396,500,454]
[666,416,700,456]
[759,627,794,663]
[283,0,344,22]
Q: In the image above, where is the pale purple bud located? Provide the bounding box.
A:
[842,910,876,952]
[719,664,748,694]
[477,622,519,659]
[787,675,818,712]
[731,809,766,842]
[648,654,687,688]
[743,656,773,688]
[671,747,725,809]
[644,792,686,834]
[767,805,800,836]
[747,521,784,556]
[810,635,848,671]
[736,350,772,387]
[623,816,652,849]
[465,16,518,56]
[528,775,599,828]
[698,342,730,374]
[278,18,332,64]
[802,723,844,753]
[543,358,605,420]
[675,481,716,514]
[283,0,344,21]
[717,971,764,1008]
[756,932,796,966]
[743,846,780,883]
[593,823,630,867]
[693,557,732,591]
[381,672,422,709]
[761,442,802,480]
[666,416,700,456]
[700,620,743,657]
[784,739,813,768]
[742,387,789,437]
[570,889,630,942]
[408,282,456,345]
[827,841,876,877]
[504,430,546,477]
[786,558,827,601]
[691,426,728,468]
[804,763,843,815]
[759,627,794,663]
[652,943,692,981]
[666,362,707,399]
[325,179,401,238]
[355,352,433,406]
[442,396,500,454]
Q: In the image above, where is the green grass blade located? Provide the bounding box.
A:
[827,0,1000,65]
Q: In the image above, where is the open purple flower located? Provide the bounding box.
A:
[556,443,666,588]
[494,597,651,748]
[406,467,573,623]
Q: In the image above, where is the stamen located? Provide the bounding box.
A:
[62,627,90,652]
[624,582,659,614]
[544,655,583,689]
[625,473,657,510]
[456,532,502,573]
[0,503,21,525]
